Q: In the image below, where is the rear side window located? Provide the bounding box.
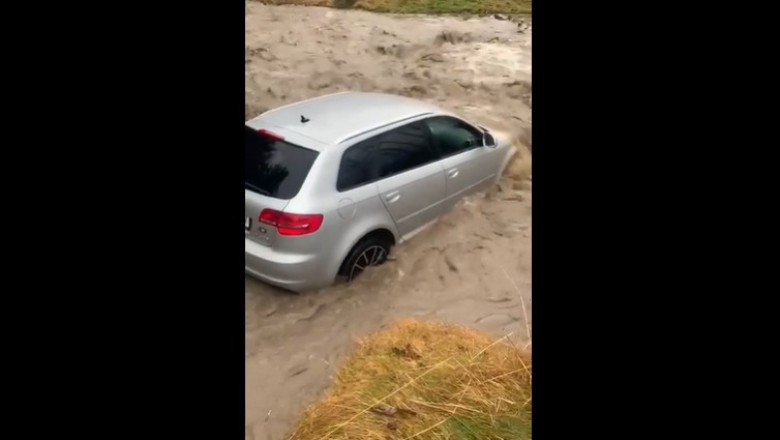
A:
[337,121,436,191]
[245,126,318,199]
[425,116,483,157]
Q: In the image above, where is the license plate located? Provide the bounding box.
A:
[245,216,252,231]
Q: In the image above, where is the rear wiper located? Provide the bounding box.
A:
[244,182,270,196]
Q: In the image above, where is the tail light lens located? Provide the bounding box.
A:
[259,209,324,236]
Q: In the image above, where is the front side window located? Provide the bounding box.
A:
[425,116,484,157]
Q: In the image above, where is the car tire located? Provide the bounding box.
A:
[338,236,392,282]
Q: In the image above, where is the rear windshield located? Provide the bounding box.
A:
[245,126,318,199]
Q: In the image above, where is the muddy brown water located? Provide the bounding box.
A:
[245,4,532,439]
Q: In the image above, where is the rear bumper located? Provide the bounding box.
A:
[244,238,334,292]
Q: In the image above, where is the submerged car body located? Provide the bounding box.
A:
[245,91,514,292]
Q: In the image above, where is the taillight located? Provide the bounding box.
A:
[259,209,323,236]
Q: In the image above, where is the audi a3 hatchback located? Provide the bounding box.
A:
[245,91,515,292]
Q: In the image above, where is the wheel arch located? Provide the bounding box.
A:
[336,227,397,276]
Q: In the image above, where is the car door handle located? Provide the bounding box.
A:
[447,168,460,178]
[384,191,401,203]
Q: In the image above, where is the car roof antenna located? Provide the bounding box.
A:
[300,115,310,123]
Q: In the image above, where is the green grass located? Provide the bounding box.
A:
[259,0,532,15]
[448,415,532,440]
[287,320,532,440]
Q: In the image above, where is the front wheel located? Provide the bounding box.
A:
[338,237,392,282]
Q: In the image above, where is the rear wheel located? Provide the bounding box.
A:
[339,237,392,282]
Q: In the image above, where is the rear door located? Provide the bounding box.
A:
[341,120,446,240]
[245,126,319,247]
[424,116,497,210]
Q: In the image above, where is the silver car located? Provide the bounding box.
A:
[245,92,515,292]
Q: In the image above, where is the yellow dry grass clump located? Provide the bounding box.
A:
[288,319,531,440]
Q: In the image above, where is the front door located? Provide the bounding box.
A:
[424,116,496,211]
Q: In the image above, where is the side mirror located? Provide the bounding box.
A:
[483,131,496,147]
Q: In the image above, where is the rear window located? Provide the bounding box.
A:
[245,126,318,199]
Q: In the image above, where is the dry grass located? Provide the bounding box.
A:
[259,0,533,15]
[287,319,531,440]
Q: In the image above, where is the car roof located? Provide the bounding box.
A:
[248,92,443,148]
